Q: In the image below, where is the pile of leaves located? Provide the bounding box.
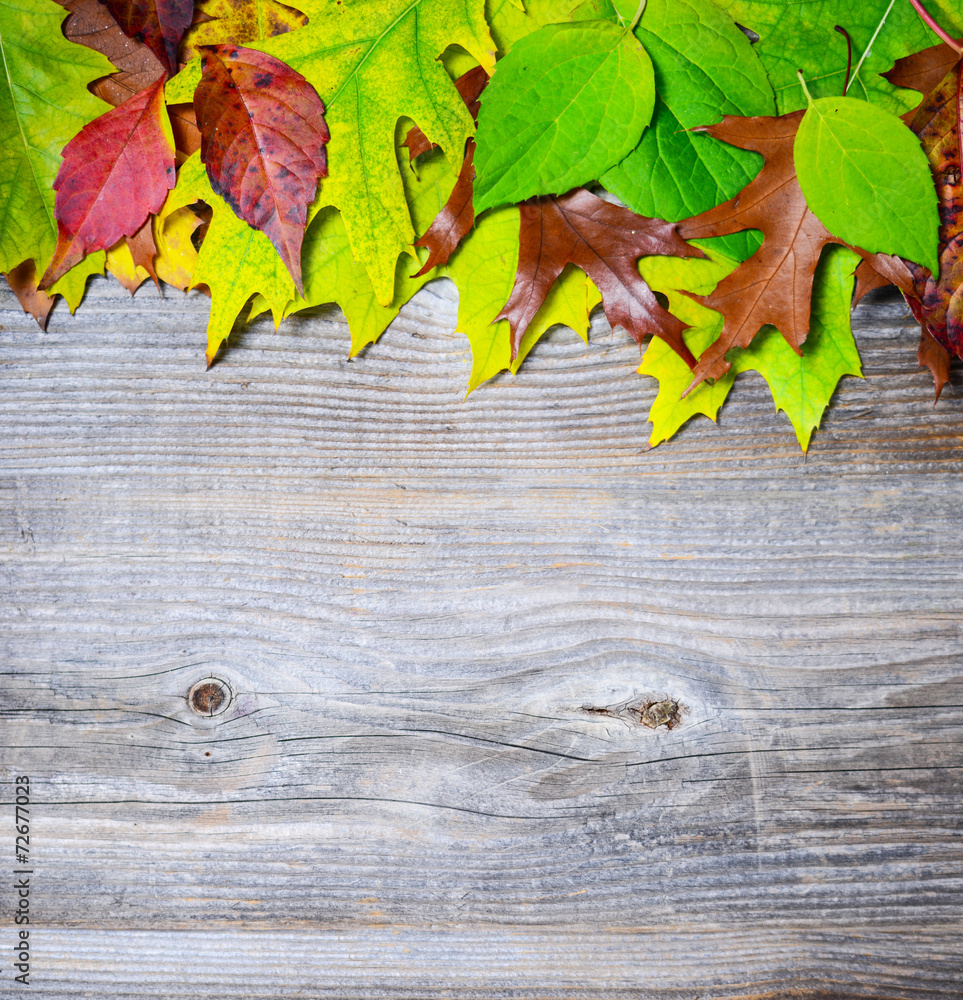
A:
[3,0,962,450]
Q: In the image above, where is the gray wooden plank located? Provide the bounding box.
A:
[2,277,962,997]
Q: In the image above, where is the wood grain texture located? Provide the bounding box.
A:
[2,276,962,998]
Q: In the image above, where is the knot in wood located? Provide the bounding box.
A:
[188,677,232,717]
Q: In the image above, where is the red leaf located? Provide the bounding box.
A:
[40,77,176,289]
[194,45,329,294]
[101,0,195,77]
[497,188,703,365]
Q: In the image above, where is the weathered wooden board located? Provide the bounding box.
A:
[2,276,962,998]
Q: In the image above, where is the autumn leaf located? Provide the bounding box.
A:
[4,261,56,331]
[180,0,308,58]
[883,41,960,99]
[163,152,296,364]
[40,77,175,288]
[101,0,195,76]
[193,45,329,294]
[57,0,165,107]
[152,193,205,291]
[676,111,903,386]
[498,187,703,365]
[406,68,489,277]
[640,244,862,450]
[443,201,599,392]
[473,19,655,211]
[106,237,152,294]
[881,58,963,392]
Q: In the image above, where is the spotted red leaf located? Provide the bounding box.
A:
[193,44,329,294]
[40,77,176,288]
[498,188,703,365]
[101,0,194,77]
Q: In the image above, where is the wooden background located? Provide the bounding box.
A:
[2,276,962,998]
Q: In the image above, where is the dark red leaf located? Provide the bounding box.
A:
[194,44,329,294]
[101,0,194,77]
[412,139,476,277]
[918,325,951,401]
[40,77,176,288]
[497,188,703,365]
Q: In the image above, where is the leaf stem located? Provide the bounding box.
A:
[907,0,962,53]
[796,69,814,103]
[834,26,853,95]
[628,0,647,32]
[848,0,897,94]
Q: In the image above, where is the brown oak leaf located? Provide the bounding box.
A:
[403,66,488,161]
[676,112,902,387]
[498,188,704,365]
[883,42,960,103]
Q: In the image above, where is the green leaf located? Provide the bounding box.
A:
[166,154,296,364]
[252,0,496,305]
[596,0,774,260]
[640,245,862,451]
[447,205,600,393]
[794,96,939,275]
[715,0,962,114]
[731,246,863,451]
[0,0,113,277]
[473,20,655,212]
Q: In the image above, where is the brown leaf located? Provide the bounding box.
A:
[918,325,951,401]
[852,259,894,307]
[56,0,166,106]
[167,103,202,160]
[194,44,329,294]
[497,188,703,365]
[40,77,176,288]
[127,216,160,287]
[884,42,960,98]
[101,0,195,77]
[403,66,489,161]
[5,261,56,330]
[412,140,476,277]
[677,112,892,386]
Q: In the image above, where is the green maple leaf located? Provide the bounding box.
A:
[165,154,296,364]
[579,0,774,261]
[641,245,862,451]
[715,0,963,114]
[447,204,601,393]
[0,0,112,292]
